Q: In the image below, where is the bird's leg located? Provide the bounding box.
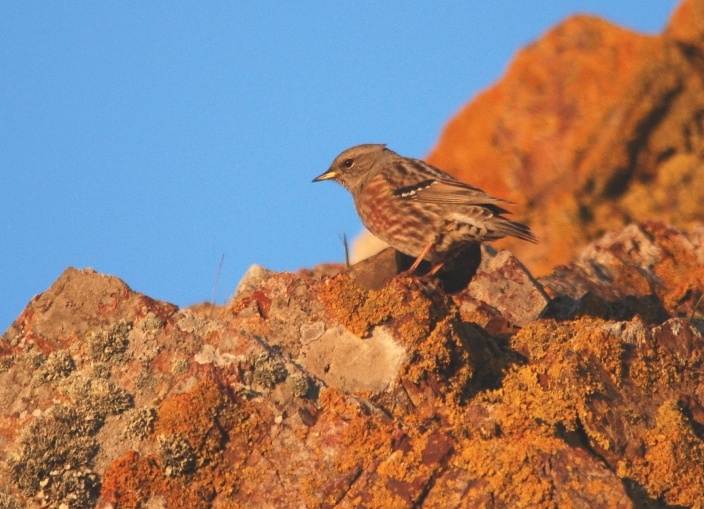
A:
[398,241,434,276]
[425,261,445,277]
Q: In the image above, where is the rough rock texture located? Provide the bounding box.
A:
[2,221,704,508]
[353,0,704,275]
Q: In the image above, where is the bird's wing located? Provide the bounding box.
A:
[382,156,514,211]
[410,178,514,211]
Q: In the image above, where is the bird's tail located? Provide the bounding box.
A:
[491,217,538,244]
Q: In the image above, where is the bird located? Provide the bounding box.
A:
[313,144,537,276]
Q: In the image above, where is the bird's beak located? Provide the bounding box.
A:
[312,168,337,182]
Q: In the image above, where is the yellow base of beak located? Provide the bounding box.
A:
[312,170,337,182]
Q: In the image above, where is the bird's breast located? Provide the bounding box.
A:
[354,175,443,258]
[355,177,396,235]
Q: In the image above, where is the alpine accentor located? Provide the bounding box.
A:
[313,144,537,275]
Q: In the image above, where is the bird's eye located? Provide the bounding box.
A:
[343,159,353,168]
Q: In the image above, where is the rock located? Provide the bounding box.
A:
[540,221,704,319]
[298,325,407,393]
[347,244,482,293]
[456,245,551,327]
[1,222,704,508]
[353,0,704,277]
[347,247,400,290]
[231,263,276,301]
[350,228,389,264]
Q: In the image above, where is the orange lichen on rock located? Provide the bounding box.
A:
[641,223,704,316]
[100,452,163,509]
[318,274,480,405]
[3,219,704,507]
[320,388,394,475]
[618,399,704,506]
[402,316,462,382]
[317,274,433,339]
[368,431,455,509]
[449,432,632,508]
[153,377,228,461]
[318,389,459,509]
[444,313,704,508]
[101,378,248,509]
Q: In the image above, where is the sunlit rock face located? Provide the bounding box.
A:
[1,219,704,508]
[355,0,704,277]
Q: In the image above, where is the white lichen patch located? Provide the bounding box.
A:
[252,352,287,389]
[58,372,132,418]
[123,406,157,440]
[157,434,196,477]
[139,312,164,333]
[171,357,190,375]
[194,344,238,367]
[7,405,101,509]
[88,319,132,363]
[31,350,75,388]
[602,321,649,345]
[286,372,311,398]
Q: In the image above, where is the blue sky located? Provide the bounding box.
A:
[1,1,677,331]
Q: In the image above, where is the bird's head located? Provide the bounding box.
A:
[313,144,389,192]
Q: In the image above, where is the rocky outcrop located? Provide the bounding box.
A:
[353,0,704,276]
[1,221,704,508]
[5,2,704,507]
